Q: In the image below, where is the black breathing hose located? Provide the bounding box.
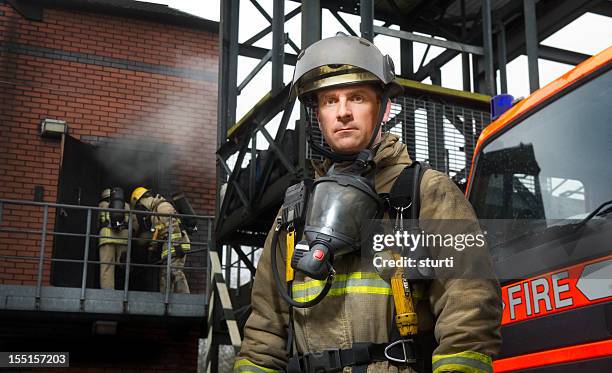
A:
[270,223,334,308]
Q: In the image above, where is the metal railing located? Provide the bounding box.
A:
[0,198,214,316]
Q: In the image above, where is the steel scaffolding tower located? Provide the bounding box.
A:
[209,1,606,370]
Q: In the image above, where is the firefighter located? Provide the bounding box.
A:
[234,33,502,372]
[130,187,190,294]
[98,187,130,290]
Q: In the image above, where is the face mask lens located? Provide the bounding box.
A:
[305,174,379,254]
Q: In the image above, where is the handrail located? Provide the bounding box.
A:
[0,227,211,246]
[0,199,214,315]
[0,198,214,220]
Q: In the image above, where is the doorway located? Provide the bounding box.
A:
[51,136,170,291]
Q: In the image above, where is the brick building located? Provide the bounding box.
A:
[0,0,218,370]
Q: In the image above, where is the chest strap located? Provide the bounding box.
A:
[287,341,419,373]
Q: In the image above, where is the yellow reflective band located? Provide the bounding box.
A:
[233,359,281,373]
[328,286,391,296]
[432,351,493,373]
[286,230,295,282]
[292,272,392,302]
[293,285,391,303]
[100,211,129,225]
[292,272,384,292]
[98,227,128,246]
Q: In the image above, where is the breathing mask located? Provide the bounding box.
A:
[272,157,383,308]
[291,168,382,280]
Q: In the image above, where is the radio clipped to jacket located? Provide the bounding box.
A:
[281,179,313,228]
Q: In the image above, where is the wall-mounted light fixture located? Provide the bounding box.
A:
[40,118,67,138]
[92,320,118,335]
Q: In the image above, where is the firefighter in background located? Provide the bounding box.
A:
[131,187,190,294]
[98,187,130,290]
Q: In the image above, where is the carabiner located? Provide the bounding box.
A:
[394,202,412,231]
[384,339,417,364]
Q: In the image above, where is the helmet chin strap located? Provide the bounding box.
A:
[307,89,391,167]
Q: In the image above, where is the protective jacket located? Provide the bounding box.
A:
[98,200,130,246]
[235,133,502,373]
[138,195,190,258]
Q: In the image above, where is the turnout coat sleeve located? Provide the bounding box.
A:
[152,201,181,235]
[235,215,289,372]
[419,169,502,372]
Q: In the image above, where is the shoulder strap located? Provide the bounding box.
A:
[387,161,435,372]
[150,197,167,213]
[388,161,428,221]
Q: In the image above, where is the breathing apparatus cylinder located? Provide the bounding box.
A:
[171,192,198,233]
[109,187,126,229]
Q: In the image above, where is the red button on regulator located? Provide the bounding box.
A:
[313,249,325,261]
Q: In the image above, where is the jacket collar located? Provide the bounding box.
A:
[313,132,412,177]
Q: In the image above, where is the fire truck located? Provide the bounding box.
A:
[466,46,612,372]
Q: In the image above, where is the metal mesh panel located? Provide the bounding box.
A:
[306,94,490,183]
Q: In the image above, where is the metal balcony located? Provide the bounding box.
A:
[0,199,213,318]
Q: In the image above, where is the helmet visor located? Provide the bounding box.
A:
[297,66,382,105]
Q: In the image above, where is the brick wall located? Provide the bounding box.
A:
[0,3,217,370]
[0,2,218,290]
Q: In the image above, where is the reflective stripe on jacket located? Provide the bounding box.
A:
[234,359,281,372]
[99,211,129,227]
[98,227,129,246]
[432,351,493,373]
[98,201,130,246]
[292,271,391,303]
[160,230,191,258]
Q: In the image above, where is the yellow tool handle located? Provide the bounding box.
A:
[286,229,295,282]
[390,253,418,336]
[151,222,165,242]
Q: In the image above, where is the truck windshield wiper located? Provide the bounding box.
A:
[491,199,612,250]
[574,199,612,229]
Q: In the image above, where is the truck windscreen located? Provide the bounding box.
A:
[470,68,612,226]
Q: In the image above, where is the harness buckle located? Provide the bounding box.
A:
[384,339,417,364]
[302,348,342,373]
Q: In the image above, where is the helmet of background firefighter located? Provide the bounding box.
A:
[130,186,150,208]
[100,188,111,201]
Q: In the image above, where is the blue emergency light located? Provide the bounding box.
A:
[491,94,514,120]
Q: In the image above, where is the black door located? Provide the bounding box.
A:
[94,144,164,291]
[51,136,101,288]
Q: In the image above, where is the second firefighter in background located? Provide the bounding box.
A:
[98,187,131,290]
[131,187,191,294]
